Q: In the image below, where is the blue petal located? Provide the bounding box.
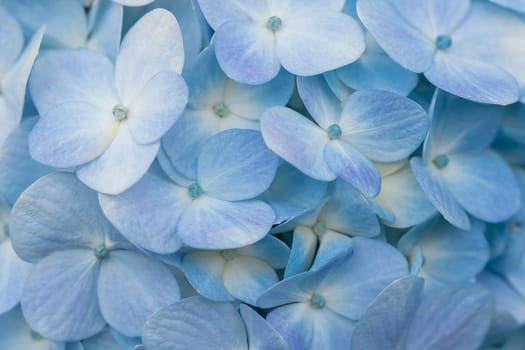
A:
[182,251,233,301]
[196,0,268,29]
[99,168,188,254]
[21,249,105,341]
[86,0,123,61]
[351,276,423,350]
[410,157,470,230]
[311,231,353,270]
[478,271,525,324]
[239,304,287,350]
[176,197,274,249]
[198,129,279,201]
[260,106,336,181]
[339,89,429,162]
[142,296,247,350]
[296,75,342,129]
[284,226,318,278]
[97,250,180,337]
[237,235,290,269]
[324,140,381,197]
[0,8,24,75]
[0,239,32,314]
[82,328,124,350]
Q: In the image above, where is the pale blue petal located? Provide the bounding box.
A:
[276,11,365,76]
[374,162,436,228]
[311,231,353,270]
[86,0,122,61]
[29,49,118,114]
[197,0,268,29]
[284,226,318,278]
[406,285,494,350]
[324,140,381,197]
[127,71,188,144]
[323,71,354,102]
[339,90,429,162]
[490,0,525,13]
[478,271,525,324]
[97,250,180,337]
[181,251,233,301]
[266,303,355,350]
[442,151,520,223]
[142,296,247,350]
[237,235,290,269]
[296,75,342,129]
[0,8,23,75]
[260,106,336,181]
[76,125,160,195]
[357,0,435,72]
[115,9,184,101]
[239,304,287,350]
[9,172,112,263]
[0,239,32,313]
[198,129,279,201]
[82,328,123,350]
[21,249,105,341]
[351,276,423,350]
[156,145,196,187]
[99,168,188,254]
[0,117,51,206]
[176,197,274,249]
[29,102,118,168]
[215,19,280,85]
[223,255,279,305]
[410,157,470,230]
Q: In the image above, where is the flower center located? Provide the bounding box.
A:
[221,250,237,261]
[436,35,452,50]
[188,182,204,199]
[327,124,342,140]
[313,222,327,236]
[310,294,326,309]
[112,104,128,121]
[432,154,449,169]
[266,16,282,31]
[93,245,109,260]
[213,102,229,118]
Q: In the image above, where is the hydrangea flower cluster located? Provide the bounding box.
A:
[1,0,524,349]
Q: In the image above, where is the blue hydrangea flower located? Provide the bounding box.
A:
[9,172,181,340]
[197,0,366,84]
[398,216,489,293]
[100,129,279,252]
[335,0,418,95]
[358,0,525,104]
[0,8,43,144]
[3,0,122,60]
[28,9,188,195]
[142,297,287,350]
[370,160,436,228]
[410,90,521,230]
[351,276,494,350]
[257,238,408,350]
[161,45,293,179]
[275,185,380,278]
[181,235,289,305]
[261,75,429,197]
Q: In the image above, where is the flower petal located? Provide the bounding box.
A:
[240,304,288,350]
[0,240,32,314]
[197,0,268,29]
[296,75,342,129]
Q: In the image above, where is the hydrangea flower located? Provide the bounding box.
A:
[261,75,429,197]
[358,0,525,104]
[181,235,289,305]
[100,129,279,251]
[28,9,188,194]
[351,276,494,350]
[9,172,180,340]
[398,216,489,293]
[161,45,293,179]
[257,238,408,349]
[410,90,521,230]
[142,297,287,350]
[197,0,366,84]
[0,8,43,144]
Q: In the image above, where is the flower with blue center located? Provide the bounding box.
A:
[410,90,521,230]
[260,75,429,197]
[9,172,181,341]
[162,45,293,179]
[142,297,287,350]
[358,0,525,104]
[181,235,289,305]
[197,0,366,84]
[351,276,494,350]
[0,8,43,146]
[256,238,408,350]
[398,216,490,293]
[28,9,188,195]
[100,129,279,252]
